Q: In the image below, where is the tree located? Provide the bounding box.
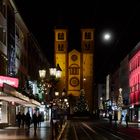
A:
[117,88,123,110]
[74,89,89,114]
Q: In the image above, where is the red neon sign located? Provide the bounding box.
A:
[0,76,19,88]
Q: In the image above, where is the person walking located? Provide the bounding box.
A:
[114,112,118,127]
[21,112,26,128]
[16,112,22,128]
[32,112,38,134]
[119,114,124,125]
[37,113,42,127]
[25,111,31,130]
[125,113,129,127]
[109,113,112,125]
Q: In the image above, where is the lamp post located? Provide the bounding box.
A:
[49,63,62,140]
[49,64,62,78]
[38,69,48,104]
[39,64,62,140]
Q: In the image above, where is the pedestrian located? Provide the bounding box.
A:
[37,113,42,127]
[16,112,22,128]
[114,112,118,126]
[21,112,26,128]
[32,112,38,134]
[109,113,112,125]
[125,113,129,127]
[25,111,31,130]
[119,114,124,125]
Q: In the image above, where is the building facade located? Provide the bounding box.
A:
[0,0,49,126]
[129,42,140,122]
[54,27,94,113]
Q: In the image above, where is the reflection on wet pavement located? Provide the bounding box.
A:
[0,122,51,140]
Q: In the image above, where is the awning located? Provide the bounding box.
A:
[0,83,41,107]
[0,93,40,107]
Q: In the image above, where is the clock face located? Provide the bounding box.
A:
[71,55,78,61]
[70,77,79,87]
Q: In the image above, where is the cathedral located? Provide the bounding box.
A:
[54,27,94,113]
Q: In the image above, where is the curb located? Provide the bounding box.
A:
[57,122,68,140]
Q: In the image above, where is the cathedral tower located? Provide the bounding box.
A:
[54,27,94,113]
[54,28,68,93]
[81,28,94,112]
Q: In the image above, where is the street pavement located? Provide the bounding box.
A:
[102,117,140,129]
[59,116,140,140]
[0,117,140,140]
[0,121,51,140]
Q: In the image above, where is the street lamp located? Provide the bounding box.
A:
[49,64,62,78]
[55,91,59,97]
[49,64,62,140]
[39,69,46,79]
[39,64,62,140]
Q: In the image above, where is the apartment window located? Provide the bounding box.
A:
[58,44,64,51]
[58,33,64,40]
[85,32,91,39]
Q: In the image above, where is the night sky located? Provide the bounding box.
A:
[14,0,140,83]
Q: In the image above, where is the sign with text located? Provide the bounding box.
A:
[0,76,19,88]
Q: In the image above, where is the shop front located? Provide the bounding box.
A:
[0,84,41,127]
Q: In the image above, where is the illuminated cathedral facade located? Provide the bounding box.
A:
[54,27,94,113]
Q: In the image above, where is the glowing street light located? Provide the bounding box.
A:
[49,64,62,78]
[39,69,46,79]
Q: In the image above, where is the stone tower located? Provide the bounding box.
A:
[54,27,94,113]
[54,28,68,94]
[81,28,94,112]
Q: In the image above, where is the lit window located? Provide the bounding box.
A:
[58,33,64,40]
[85,32,91,39]
[58,44,64,51]
[70,67,79,75]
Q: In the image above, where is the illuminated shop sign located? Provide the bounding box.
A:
[0,76,19,88]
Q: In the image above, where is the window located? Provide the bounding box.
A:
[85,32,91,40]
[0,27,6,45]
[70,67,79,75]
[58,32,64,40]
[85,43,90,50]
[138,56,140,66]
[0,1,6,17]
[58,44,64,51]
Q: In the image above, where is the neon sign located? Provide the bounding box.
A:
[0,76,19,88]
